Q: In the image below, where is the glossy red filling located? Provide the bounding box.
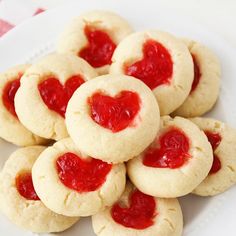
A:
[38,75,84,117]
[88,91,140,132]
[204,131,222,174]
[2,74,22,117]
[143,127,191,169]
[210,154,222,174]
[79,26,116,68]
[15,172,40,201]
[56,152,112,193]
[125,39,173,90]
[111,189,156,229]
[190,54,201,93]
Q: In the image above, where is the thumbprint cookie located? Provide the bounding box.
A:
[57,10,133,75]
[66,74,160,163]
[127,116,213,197]
[32,138,126,216]
[110,31,194,115]
[15,53,97,140]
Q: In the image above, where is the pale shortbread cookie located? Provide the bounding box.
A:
[127,116,213,198]
[0,146,78,233]
[57,10,133,75]
[32,138,126,217]
[191,117,236,196]
[92,182,183,236]
[15,53,97,140]
[110,31,194,115]
[0,65,47,146]
[173,39,221,117]
[66,74,160,163]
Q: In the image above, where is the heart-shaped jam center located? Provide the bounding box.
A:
[56,152,112,193]
[2,74,22,117]
[79,26,116,68]
[143,127,191,169]
[125,39,173,90]
[38,75,84,117]
[111,189,156,229]
[204,131,222,174]
[15,172,40,201]
[190,54,201,93]
[88,91,140,133]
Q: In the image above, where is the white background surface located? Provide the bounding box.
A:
[0,0,236,236]
[37,0,236,47]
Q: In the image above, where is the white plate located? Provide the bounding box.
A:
[0,1,236,235]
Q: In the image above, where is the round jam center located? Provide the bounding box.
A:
[111,189,156,229]
[125,39,173,90]
[143,127,191,169]
[190,54,201,93]
[15,172,40,201]
[56,152,112,193]
[204,131,222,174]
[79,26,116,68]
[2,74,22,117]
[38,75,84,117]
[88,91,140,133]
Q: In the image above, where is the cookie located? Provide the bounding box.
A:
[190,117,236,196]
[32,138,126,217]
[0,65,47,146]
[110,31,194,115]
[127,116,213,198]
[0,146,78,233]
[57,10,133,75]
[173,39,221,117]
[92,182,183,236]
[15,53,97,140]
[66,74,160,163]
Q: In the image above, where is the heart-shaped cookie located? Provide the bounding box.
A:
[143,127,190,169]
[79,26,116,68]
[38,75,84,117]
[88,90,140,132]
[56,152,112,193]
[111,189,156,229]
[125,39,173,90]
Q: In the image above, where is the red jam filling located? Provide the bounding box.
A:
[79,26,116,68]
[15,172,40,201]
[88,91,140,133]
[111,189,156,229]
[38,75,84,117]
[143,127,191,169]
[210,154,222,174]
[190,54,201,93]
[125,39,173,90]
[204,131,222,174]
[56,152,112,193]
[2,74,22,117]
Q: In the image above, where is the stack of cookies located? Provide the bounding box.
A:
[0,10,236,236]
